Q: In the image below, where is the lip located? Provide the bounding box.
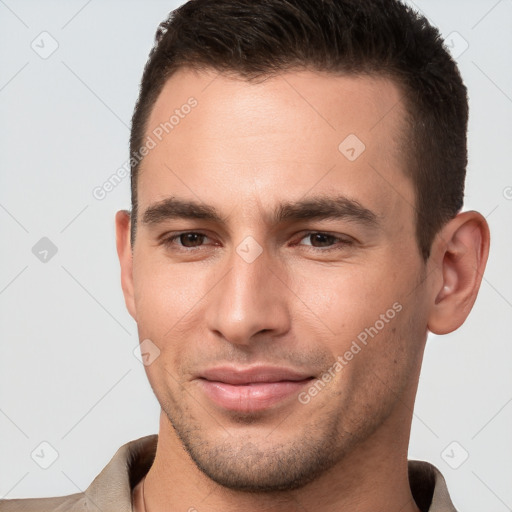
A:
[196,365,314,412]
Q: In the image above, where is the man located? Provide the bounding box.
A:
[1,0,490,511]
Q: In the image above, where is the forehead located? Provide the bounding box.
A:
[138,68,414,225]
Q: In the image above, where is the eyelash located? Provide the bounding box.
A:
[160,231,353,252]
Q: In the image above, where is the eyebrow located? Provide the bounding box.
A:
[141,195,378,228]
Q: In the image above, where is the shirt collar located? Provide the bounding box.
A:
[85,434,457,512]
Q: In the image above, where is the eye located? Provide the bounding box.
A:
[159,231,353,253]
[296,232,353,250]
[161,232,212,249]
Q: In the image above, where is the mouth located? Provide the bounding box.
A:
[196,365,315,412]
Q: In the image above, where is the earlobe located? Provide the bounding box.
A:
[427,211,490,335]
[115,210,137,321]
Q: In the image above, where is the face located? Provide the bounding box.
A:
[122,68,432,491]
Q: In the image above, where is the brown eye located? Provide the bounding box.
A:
[161,232,211,249]
[178,233,206,247]
[299,233,339,248]
[307,233,337,247]
[295,232,354,252]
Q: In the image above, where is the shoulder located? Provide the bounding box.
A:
[0,493,89,512]
[0,435,158,512]
[408,459,458,512]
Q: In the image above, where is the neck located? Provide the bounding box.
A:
[142,409,421,512]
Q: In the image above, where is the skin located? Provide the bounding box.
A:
[116,68,490,512]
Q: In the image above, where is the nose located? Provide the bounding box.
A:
[204,241,291,347]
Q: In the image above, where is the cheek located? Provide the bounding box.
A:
[344,291,427,396]
[131,259,211,369]
[291,262,401,345]
[292,259,426,396]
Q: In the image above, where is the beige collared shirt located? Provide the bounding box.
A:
[0,434,457,512]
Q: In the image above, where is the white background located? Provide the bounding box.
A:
[0,1,511,510]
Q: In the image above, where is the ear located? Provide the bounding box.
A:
[115,210,137,320]
[427,211,490,335]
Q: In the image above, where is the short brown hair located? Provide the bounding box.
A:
[130,0,468,260]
